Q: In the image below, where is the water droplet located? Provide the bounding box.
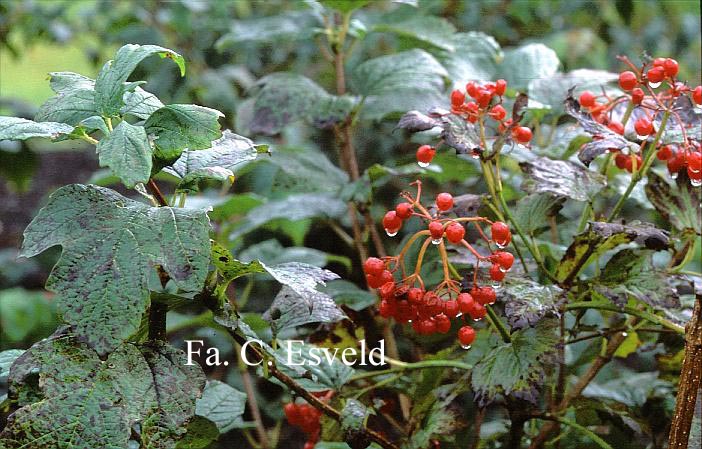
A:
[417,161,430,168]
[407,320,413,323]
[649,81,662,88]
[636,134,650,141]
[671,172,679,180]
[431,238,442,245]
[621,147,629,155]
[473,317,483,322]
[385,229,398,237]
[691,178,702,187]
[622,332,628,337]
[499,266,508,273]
[460,344,472,350]
[690,167,701,174]
[604,149,611,154]
[495,242,506,249]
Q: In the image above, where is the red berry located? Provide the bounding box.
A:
[395,202,413,220]
[450,89,465,107]
[491,221,511,247]
[687,152,701,172]
[615,152,628,170]
[407,287,424,304]
[378,299,395,318]
[443,299,460,318]
[618,71,638,91]
[668,151,687,174]
[363,257,385,276]
[416,145,436,165]
[435,314,451,333]
[436,192,454,211]
[428,221,444,240]
[445,222,465,244]
[495,79,507,96]
[458,325,476,346]
[489,104,507,121]
[624,154,642,173]
[631,88,644,104]
[693,86,702,105]
[579,91,596,108]
[419,318,437,335]
[657,145,673,161]
[634,118,653,136]
[367,269,393,289]
[466,82,478,98]
[647,67,665,83]
[477,89,492,108]
[473,286,496,305]
[457,292,474,314]
[303,442,315,449]
[663,58,679,77]
[490,264,506,281]
[688,166,702,183]
[467,301,486,321]
[383,211,402,233]
[491,251,514,270]
[607,121,624,135]
[284,403,301,425]
[653,57,666,67]
[379,282,396,300]
[512,126,532,144]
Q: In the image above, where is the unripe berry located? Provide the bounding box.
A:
[491,221,511,247]
[495,79,507,96]
[383,211,402,233]
[458,325,476,346]
[634,118,653,136]
[457,292,474,314]
[395,202,413,220]
[647,67,665,83]
[363,257,385,276]
[693,86,702,105]
[631,88,644,104]
[489,104,507,121]
[579,91,596,108]
[450,89,465,107]
[436,192,454,211]
[657,145,673,161]
[445,222,465,244]
[435,314,451,333]
[607,121,624,135]
[489,264,506,281]
[416,145,436,165]
[428,221,444,240]
[618,71,638,91]
[663,58,679,77]
[512,126,532,144]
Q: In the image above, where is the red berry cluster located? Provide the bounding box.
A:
[369,181,514,348]
[416,79,532,166]
[577,56,701,184]
[284,392,333,449]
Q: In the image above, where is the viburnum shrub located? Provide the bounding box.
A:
[366,181,514,346]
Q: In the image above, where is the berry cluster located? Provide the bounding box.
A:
[284,393,333,449]
[416,78,532,166]
[368,181,514,348]
[577,56,701,184]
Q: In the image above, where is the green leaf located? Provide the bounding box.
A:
[165,130,263,192]
[244,73,356,135]
[195,380,247,433]
[175,416,219,449]
[645,171,701,234]
[215,11,319,49]
[520,156,606,202]
[95,44,185,116]
[512,193,565,236]
[211,242,265,282]
[373,15,457,51]
[261,261,340,301]
[500,43,560,90]
[613,331,642,358]
[0,288,56,343]
[502,277,564,330]
[21,184,211,354]
[96,121,153,187]
[438,32,502,84]
[529,69,618,115]
[47,71,95,93]
[34,88,97,126]
[593,249,680,309]
[145,104,224,163]
[353,49,448,120]
[405,401,461,449]
[238,239,342,268]
[264,285,347,333]
[319,280,376,311]
[582,372,668,407]
[122,87,165,120]
[440,113,481,155]
[263,146,348,193]
[341,399,371,436]
[2,333,205,449]
[0,116,74,141]
[229,193,347,239]
[471,319,558,405]
[556,221,671,283]
[272,342,355,392]
[321,0,370,13]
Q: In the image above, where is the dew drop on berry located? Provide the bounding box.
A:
[385,229,398,237]
[460,344,472,350]
[417,161,430,168]
[691,178,702,187]
[499,266,508,273]
[431,238,442,245]
[690,167,701,174]
[495,242,506,249]
[648,81,662,88]
[636,134,649,141]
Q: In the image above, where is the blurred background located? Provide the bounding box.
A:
[0,1,700,446]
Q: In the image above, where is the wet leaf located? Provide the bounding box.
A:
[502,277,564,330]
[216,11,319,49]
[0,116,74,141]
[272,341,355,392]
[645,171,701,234]
[195,380,247,433]
[211,242,265,282]
[439,32,502,85]
[396,110,441,132]
[530,69,618,115]
[512,193,565,236]
[373,15,457,51]
[263,285,347,333]
[96,121,152,187]
[319,280,376,311]
[500,43,560,90]
[520,156,607,201]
